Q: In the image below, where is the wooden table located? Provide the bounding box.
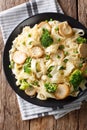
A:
[0,0,87,130]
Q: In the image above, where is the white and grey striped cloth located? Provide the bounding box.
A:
[0,0,87,120]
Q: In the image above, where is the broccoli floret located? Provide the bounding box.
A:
[76,36,87,44]
[9,60,14,69]
[25,57,32,65]
[19,80,29,90]
[46,66,54,78]
[24,64,31,73]
[47,66,54,73]
[44,83,57,93]
[23,57,32,74]
[69,69,83,91]
[40,28,53,47]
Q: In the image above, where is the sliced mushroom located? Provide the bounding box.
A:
[54,84,70,99]
[79,43,87,58]
[29,46,44,58]
[38,21,51,32]
[13,51,27,64]
[81,63,87,77]
[25,87,36,96]
[58,22,73,37]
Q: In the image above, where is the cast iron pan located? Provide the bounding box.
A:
[3,13,87,108]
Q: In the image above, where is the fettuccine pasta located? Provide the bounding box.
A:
[9,20,87,100]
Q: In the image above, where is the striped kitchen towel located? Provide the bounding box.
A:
[0,0,87,120]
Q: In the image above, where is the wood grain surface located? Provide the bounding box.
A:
[0,0,87,130]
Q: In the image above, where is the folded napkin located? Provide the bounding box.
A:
[0,0,87,120]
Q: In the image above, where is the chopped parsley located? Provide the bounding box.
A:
[84,70,87,74]
[45,55,50,60]
[47,73,52,78]
[46,66,54,78]
[28,34,31,37]
[57,38,61,42]
[45,20,48,22]
[78,63,83,68]
[63,59,68,63]
[49,18,53,21]
[55,27,59,31]
[58,45,65,50]
[76,36,87,44]
[64,51,69,56]
[31,81,39,86]
[73,50,78,54]
[9,60,14,69]
[47,66,54,73]
[59,66,66,70]
[29,41,32,45]
[57,55,61,59]
[22,41,26,45]
[36,62,40,72]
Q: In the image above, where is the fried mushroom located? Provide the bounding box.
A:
[54,84,70,99]
[79,43,87,58]
[38,21,51,32]
[81,63,87,77]
[58,22,73,37]
[25,87,36,96]
[13,51,27,64]
[29,46,44,58]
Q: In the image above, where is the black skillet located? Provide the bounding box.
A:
[3,13,87,107]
